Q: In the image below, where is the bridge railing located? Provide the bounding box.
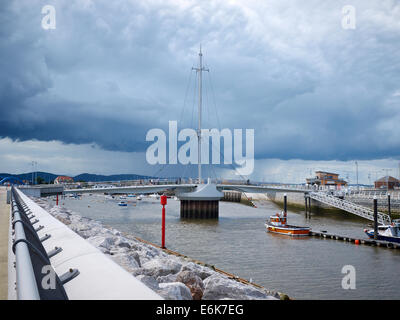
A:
[10,187,69,300]
[309,192,391,225]
[11,198,40,299]
[346,189,400,201]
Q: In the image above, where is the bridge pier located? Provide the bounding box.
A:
[180,200,219,219]
[177,183,223,219]
[222,191,241,203]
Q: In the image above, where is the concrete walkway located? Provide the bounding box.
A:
[0,187,10,300]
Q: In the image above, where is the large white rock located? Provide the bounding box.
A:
[109,253,141,273]
[141,257,182,277]
[78,226,105,239]
[176,270,205,300]
[202,275,277,300]
[111,229,121,236]
[157,282,192,300]
[87,235,117,250]
[180,262,214,280]
[115,237,131,249]
[136,275,160,291]
[156,273,178,283]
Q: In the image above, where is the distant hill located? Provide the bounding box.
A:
[73,173,154,182]
[0,172,155,183]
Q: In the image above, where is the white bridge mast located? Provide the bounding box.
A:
[192,46,209,184]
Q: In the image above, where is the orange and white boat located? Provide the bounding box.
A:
[265,211,310,236]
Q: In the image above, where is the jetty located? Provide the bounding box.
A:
[310,230,399,250]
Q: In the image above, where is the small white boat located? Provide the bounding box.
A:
[137,195,143,200]
[118,201,127,207]
[364,220,400,243]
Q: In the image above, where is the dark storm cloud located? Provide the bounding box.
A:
[0,0,400,160]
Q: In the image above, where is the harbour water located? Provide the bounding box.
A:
[53,194,400,300]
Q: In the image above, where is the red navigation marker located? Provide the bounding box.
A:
[160,195,167,249]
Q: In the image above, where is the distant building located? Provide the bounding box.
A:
[54,176,74,184]
[306,171,347,189]
[374,176,400,190]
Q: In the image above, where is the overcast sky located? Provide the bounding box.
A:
[1,0,399,183]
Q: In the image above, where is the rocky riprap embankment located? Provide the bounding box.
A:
[34,198,281,300]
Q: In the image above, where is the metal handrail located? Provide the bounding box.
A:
[11,187,70,300]
[309,192,391,225]
[11,197,40,300]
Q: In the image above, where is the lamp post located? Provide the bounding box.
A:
[31,161,37,185]
[368,173,371,188]
[355,161,359,192]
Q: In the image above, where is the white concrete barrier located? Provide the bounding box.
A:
[12,188,162,300]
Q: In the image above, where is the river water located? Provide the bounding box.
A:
[54,194,400,300]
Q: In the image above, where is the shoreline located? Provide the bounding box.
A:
[33,197,286,300]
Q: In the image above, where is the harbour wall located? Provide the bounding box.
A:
[245,192,335,212]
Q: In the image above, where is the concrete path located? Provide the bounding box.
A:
[0,187,10,300]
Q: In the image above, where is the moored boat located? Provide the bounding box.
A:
[118,201,127,206]
[265,211,310,236]
[364,220,400,243]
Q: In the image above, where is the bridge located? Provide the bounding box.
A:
[19,181,391,224]
[62,182,390,224]
[63,183,309,196]
[0,176,24,185]
[309,192,391,225]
